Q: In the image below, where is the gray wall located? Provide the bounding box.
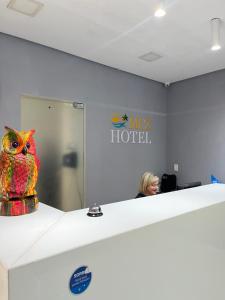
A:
[0,33,167,207]
[167,69,225,185]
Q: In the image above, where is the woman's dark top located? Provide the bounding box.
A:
[135,192,146,198]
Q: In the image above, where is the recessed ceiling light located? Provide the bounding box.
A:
[154,1,166,18]
[7,0,44,17]
[154,8,166,18]
[211,18,222,51]
[211,44,221,51]
[139,51,162,62]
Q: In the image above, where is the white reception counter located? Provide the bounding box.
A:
[1,184,225,300]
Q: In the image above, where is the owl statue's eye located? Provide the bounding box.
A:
[26,142,31,149]
[12,141,19,148]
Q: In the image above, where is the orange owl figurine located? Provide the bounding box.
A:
[0,126,40,216]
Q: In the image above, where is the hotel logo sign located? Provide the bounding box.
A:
[111,113,152,144]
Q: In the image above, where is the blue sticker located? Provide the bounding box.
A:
[211,175,222,184]
[69,266,92,295]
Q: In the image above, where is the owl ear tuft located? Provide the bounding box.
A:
[30,129,36,136]
[5,126,13,131]
[4,126,18,134]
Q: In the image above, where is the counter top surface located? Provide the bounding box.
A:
[0,203,64,269]
[1,184,225,269]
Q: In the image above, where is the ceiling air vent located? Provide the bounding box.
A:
[7,0,43,17]
[139,51,162,62]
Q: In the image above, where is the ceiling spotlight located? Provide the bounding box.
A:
[211,44,221,51]
[211,18,222,51]
[154,1,166,18]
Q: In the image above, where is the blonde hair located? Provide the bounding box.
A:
[138,172,159,194]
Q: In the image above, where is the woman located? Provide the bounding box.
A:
[136,172,159,198]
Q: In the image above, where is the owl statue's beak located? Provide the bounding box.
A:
[22,147,27,155]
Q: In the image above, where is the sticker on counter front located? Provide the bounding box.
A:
[69,266,92,295]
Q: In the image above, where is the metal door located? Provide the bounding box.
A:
[21,96,85,211]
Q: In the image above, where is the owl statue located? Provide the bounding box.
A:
[0,126,40,216]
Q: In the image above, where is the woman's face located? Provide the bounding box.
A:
[146,179,159,195]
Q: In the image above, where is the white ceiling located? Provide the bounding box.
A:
[0,0,225,83]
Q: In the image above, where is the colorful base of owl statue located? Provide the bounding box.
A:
[0,127,40,216]
[0,195,38,216]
